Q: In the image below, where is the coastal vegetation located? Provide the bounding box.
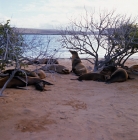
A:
[61,10,138,71]
[0,20,24,70]
[0,20,59,71]
[0,20,59,96]
[0,20,26,96]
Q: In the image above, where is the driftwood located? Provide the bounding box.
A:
[61,10,138,71]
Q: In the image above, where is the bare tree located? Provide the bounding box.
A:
[104,21,138,68]
[61,10,138,71]
[20,34,60,65]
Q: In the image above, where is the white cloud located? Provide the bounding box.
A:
[89,0,138,17]
[8,13,66,29]
[1,0,138,28]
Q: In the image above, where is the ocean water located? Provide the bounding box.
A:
[22,35,72,58]
[22,35,138,59]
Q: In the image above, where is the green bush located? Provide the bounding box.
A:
[0,20,24,70]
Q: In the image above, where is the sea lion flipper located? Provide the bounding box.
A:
[105,82,111,84]
[70,78,78,80]
[16,86,28,90]
[42,80,53,85]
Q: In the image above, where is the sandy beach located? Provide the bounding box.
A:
[0,58,138,140]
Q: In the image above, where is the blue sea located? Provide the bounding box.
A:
[22,35,138,59]
[23,35,73,59]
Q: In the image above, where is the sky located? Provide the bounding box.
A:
[0,0,138,29]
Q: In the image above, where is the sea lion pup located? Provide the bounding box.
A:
[71,72,106,82]
[105,68,129,83]
[69,50,87,76]
[0,76,53,91]
[40,64,70,74]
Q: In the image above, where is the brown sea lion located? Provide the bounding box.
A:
[71,72,106,81]
[105,68,129,83]
[27,58,59,65]
[40,64,70,74]
[33,69,46,79]
[69,50,87,76]
[0,76,53,91]
[34,81,45,91]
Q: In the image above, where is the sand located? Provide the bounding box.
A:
[0,58,138,140]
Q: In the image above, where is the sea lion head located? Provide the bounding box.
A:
[34,80,53,91]
[69,50,81,62]
[69,50,79,57]
[35,81,45,91]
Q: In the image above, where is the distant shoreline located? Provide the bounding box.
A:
[15,28,64,35]
[14,27,93,35]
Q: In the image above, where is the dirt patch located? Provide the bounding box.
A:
[63,99,87,110]
[0,58,138,140]
[15,114,56,132]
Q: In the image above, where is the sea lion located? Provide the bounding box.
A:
[40,64,70,74]
[71,72,106,81]
[69,50,87,76]
[0,76,53,91]
[105,68,129,83]
[27,58,59,65]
